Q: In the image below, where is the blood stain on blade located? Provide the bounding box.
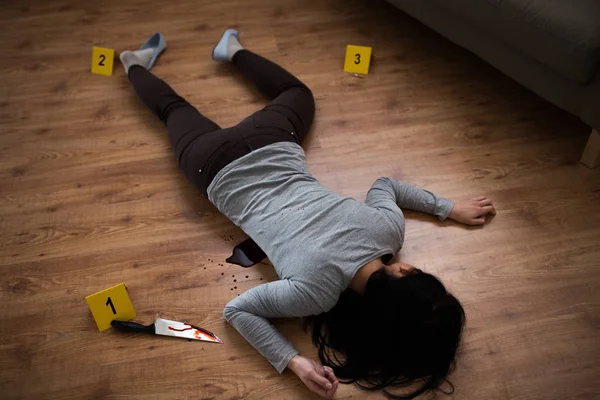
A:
[194,328,220,342]
[168,325,194,332]
[167,323,222,343]
[194,330,207,340]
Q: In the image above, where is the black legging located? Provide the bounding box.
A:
[128,50,315,194]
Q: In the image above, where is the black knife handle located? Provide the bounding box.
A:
[111,320,156,334]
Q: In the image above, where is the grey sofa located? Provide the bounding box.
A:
[385,0,600,167]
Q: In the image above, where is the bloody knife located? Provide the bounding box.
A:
[111,318,222,344]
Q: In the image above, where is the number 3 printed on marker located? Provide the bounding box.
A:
[343,45,372,75]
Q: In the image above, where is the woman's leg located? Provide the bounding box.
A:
[232,50,315,144]
[213,47,316,267]
[128,65,222,164]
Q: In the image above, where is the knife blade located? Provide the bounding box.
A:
[111,318,222,344]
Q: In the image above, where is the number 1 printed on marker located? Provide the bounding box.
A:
[106,297,116,314]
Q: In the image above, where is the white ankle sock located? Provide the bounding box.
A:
[227,35,243,61]
[120,48,155,73]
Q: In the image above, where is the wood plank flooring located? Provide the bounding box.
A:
[1,0,599,399]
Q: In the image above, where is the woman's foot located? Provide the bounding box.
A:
[212,29,243,62]
[120,32,167,73]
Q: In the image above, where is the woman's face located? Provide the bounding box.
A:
[385,262,421,278]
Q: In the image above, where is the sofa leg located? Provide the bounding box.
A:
[581,129,600,168]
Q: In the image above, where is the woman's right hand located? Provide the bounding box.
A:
[288,355,339,398]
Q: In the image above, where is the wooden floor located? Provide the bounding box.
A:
[1,0,599,399]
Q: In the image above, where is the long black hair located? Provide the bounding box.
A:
[306,267,465,399]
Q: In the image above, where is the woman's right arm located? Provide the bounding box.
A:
[224,280,338,397]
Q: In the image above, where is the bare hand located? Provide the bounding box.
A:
[449,196,496,226]
[288,355,339,398]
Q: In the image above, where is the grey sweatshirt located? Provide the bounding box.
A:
[207,142,453,373]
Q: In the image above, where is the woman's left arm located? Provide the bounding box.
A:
[366,177,496,226]
[366,177,454,220]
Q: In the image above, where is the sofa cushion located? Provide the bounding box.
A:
[432,0,600,84]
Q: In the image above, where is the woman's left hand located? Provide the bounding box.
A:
[449,196,496,226]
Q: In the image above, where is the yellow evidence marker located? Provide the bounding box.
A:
[91,46,116,76]
[86,283,136,331]
[344,45,372,75]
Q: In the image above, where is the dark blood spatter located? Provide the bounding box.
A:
[226,238,267,268]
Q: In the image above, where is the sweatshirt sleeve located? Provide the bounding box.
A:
[223,280,331,374]
[365,177,454,220]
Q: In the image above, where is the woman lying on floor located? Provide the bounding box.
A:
[120,29,496,399]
